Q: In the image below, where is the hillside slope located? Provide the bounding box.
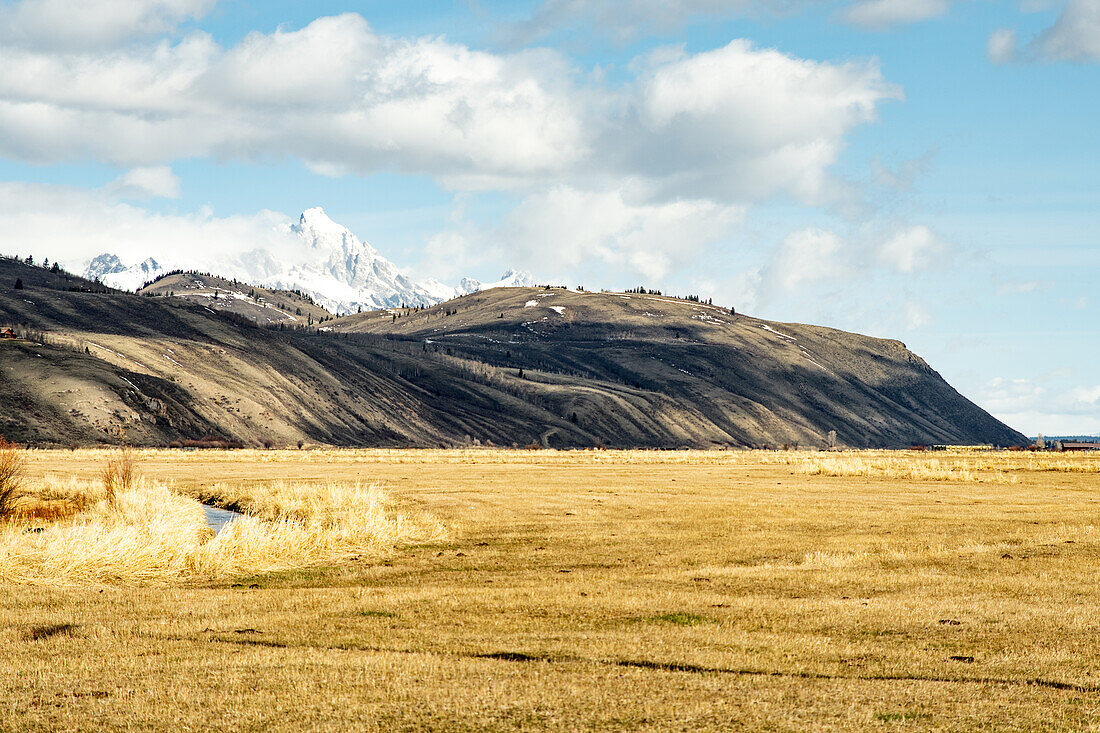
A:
[0,257,1026,448]
[139,272,334,327]
[335,287,1027,448]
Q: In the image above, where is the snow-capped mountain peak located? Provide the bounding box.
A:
[81,208,537,314]
[298,206,344,234]
[492,269,538,288]
[292,207,378,255]
[459,270,538,294]
[85,253,127,281]
[84,255,164,291]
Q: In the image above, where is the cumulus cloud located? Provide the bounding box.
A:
[902,301,930,330]
[871,149,936,191]
[0,0,215,50]
[0,17,900,235]
[1032,0,1100,62]
[991,0,1100,64]
[840,0,951,29]
[425,187,744,282]
[876,225,949,273]
[762,228,848,293]
[987,28,1019,64]
[0,23,899,207]
[0,11,902,290]
[0,179,295,273]
[502,0,814,44]
[104,166,181,199]
[506,0,965,40]
[620,41,900,204]
[0,15,590,183]
[980,376,1100,435]
[995,279,1045,295]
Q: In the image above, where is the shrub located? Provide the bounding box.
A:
[101,446,137,502]
[0,438,27,519]
[172,435,246,450]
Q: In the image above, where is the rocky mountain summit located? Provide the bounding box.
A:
[82,207,534,314]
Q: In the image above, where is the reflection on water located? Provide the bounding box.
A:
[203,505,242,534]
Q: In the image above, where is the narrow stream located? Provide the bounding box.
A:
[202,505,243,534]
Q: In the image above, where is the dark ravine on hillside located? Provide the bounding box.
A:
[0,257,1026,449]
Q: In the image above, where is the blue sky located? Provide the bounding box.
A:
[0,0,1096,435]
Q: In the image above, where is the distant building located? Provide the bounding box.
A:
[1061,441,1100,452]
[0,327,15,339]
[930,444,994,452]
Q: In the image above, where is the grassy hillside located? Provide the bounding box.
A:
[139,272,335,327]
[0,257,1026,448]
[335,287,1027,448]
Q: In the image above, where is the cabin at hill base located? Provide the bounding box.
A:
[929,444,995,452]
[0,327,16,339]
[1061,441,1100,452]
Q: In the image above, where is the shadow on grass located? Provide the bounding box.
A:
[175,634,1100,695]
[27,623,78,641]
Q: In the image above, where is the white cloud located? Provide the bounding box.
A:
[1072,385,1100,405]
[1032,0,1100,62]
[840,0,951,28]
[995,279,1045,295]
[104,166,181,199]
[502,0,812,44]
[621,40,901,204]
[0,180,294,272]
[871,149,936,191]
[0,15,589,183]
[0,0,215,50]
[902,301,930,330]
[762,227,848,294]
[987,28,1019,64]
[877,225,949,273]
[507,0,963,40]
[0,11,903,297]
[993,0,1100,64]
[425,187,743,282]
[980,376,1100,435]
[0,18,899,210]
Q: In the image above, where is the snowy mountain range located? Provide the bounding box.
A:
[82,207,536,314]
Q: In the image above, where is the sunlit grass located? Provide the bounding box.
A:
[30,446,1100,472]
[0,478,443,585]
[796,454,1017,483]
[3,447,1100,730]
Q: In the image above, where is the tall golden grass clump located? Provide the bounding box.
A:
[0,478,442,585]
[798,454,1016,483]
[101,446,137,503]
[189,481,443,578]
[0,437,27,520]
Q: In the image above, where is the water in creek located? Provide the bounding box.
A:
[202,505,242,534]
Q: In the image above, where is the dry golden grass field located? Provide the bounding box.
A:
[2,448,1099,731]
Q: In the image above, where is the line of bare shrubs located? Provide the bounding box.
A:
[167,435,247,450]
